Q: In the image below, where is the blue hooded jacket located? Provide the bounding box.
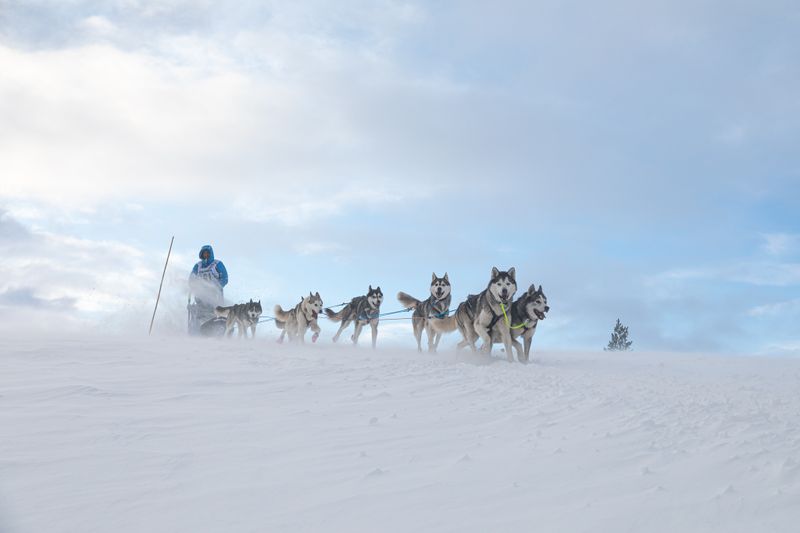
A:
[190,245,228,287]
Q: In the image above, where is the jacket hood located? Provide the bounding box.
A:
[199,245,215,263]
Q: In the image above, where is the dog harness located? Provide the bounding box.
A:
[482,294,506,332]
[351,296,380,321]
[503,302,536,332]
[487,309,502,331]
[358,309,380,321]
[459,294,499,333]
[426,295,451,319]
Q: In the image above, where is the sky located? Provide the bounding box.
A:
[1,0,799,353]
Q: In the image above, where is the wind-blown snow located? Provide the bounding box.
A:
[1,337,798,532]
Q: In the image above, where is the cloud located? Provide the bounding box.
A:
[758,340,800,357]
[79,15,116,36]
[0,210,170,333]
[761,233,800,256]
[292,241,348,256]
[749,298,800,317]
[233,188,409,226]
[725,263,800,287]
[0,287,77,310]
[4,0,797,229]
[0,37,454,224]
[715,124,748,145]
[0,3,455,224]
[0,209,31,242]
[647,261,800,289]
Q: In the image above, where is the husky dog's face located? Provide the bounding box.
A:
[430,272,451,300]
[488,266,517,303]
[524,284,549,320]
[304,292,324,315]
[247,299,263,320]
[367,285,384,308]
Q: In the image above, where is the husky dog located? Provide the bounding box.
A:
[324,286,384,348]
[432,267,517,359]
[397,272,452,352]
[488,284,549,362]
[214,299,263,338]
[274,292,324,344]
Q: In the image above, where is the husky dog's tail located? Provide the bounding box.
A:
[273,305,290,322]
[273,305,290,329]
[430,314,457,333]
[397,291,421,310]
[324,307,345,322]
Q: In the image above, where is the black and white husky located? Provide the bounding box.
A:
[324,286,384,348]
[274,292,324,344]
[397,272,452,352]
[214,299,263,338]
[488,284,549,362]
[432,267,518,359]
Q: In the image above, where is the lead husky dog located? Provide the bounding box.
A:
[397,272,452,352]
[214,299,263,338]
[432,267,517,359]
[488,284,549,362]
[324,286,383,348]
[274,292,324,344]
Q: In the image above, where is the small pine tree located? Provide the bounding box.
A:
[605,319,632,351]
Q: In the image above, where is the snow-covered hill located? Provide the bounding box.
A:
[1,337,798,532]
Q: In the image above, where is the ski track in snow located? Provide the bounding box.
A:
[1,337,799,532]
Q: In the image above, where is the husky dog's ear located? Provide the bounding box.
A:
[444,272,449,281]
[309,291,314,297]
[315,291,320,298]
[369,285,373,292]
[491,266,500,279]
[377,286,382,293]
[538,285,543,293]
[508,267,516,280]
[432,272,437,282]
[528,284,536,295]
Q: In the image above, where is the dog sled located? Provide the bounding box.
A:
[187,295,227,337]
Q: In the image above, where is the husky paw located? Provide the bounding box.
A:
[312,333,319,343]
[276,336,284,344]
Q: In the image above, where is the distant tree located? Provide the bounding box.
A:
[605,319,632,351]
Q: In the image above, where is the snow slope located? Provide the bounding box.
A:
[1,337,799,532]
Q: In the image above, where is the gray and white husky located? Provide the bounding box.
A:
[324,286,383,348]
[432,267,517,359]
[215,299,263,338]
[397,272,452,352]
[488,284,549,362]
[274,292,324,344]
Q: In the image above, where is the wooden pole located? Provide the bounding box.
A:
[149,236,174,335]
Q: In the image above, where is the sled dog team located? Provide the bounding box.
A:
[214,266,549,362]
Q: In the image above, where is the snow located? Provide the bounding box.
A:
[1,337,799,532]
